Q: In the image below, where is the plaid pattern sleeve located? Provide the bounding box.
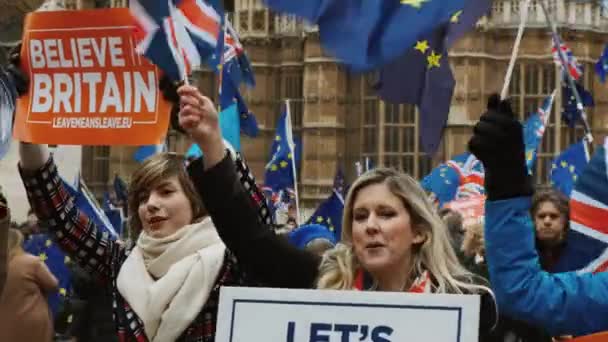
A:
[19,157,120,283]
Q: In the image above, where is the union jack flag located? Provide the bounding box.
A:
[523,90,556,173]
[446,152,485,199]
[551,35,583,81]
[129,0,222,81]
[553,138,608,274]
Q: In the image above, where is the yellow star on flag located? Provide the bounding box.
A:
[280,161,288,168]
[287,153,293,160]
[45,239,52,247]
[561,161,568,167]
[271,164,278,171]
[451,10,463,23]
[401,0,429,8]
[59,288,67,296]
[427,51,442,68]
[329,225,335,232]
[569,165,575,173]
[275,135,281,142]
[64,256,71,264]
[316,216,324,223]
[414,40,429,54]
[39,253,48,262]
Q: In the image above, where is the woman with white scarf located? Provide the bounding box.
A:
[18,142,269,341]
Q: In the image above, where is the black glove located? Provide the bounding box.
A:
[468,94,533,201]
[6,43,28,97]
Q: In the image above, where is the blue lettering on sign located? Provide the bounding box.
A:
[286,322,393,342]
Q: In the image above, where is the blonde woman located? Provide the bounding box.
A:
[178,84,498,339]
[0,228,58,342]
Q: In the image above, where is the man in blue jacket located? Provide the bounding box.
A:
[468,95,608,337]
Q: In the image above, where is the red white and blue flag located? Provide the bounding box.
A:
[129,0,221,81]
[551,35,583,81]
[554,138,608,274]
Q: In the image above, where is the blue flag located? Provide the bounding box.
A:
[562,82,594,127]
[65,177,119,238]
[595,44,608,83]
[263,0,476,70]
[264,104,299,192]
[523,92,556,174]
[24,234,73,315]
[375,0,492,154]
[421,162,460,207]
[306,168,346,240]
[133,143,166,163]
[103,191,125,236]
[287,224,337,250]
[553,139,608,274]
[550,141,588,197]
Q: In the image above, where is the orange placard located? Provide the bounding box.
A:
[14,8,171,146]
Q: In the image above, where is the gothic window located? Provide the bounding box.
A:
[82,146,110,198]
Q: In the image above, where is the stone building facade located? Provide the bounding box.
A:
[2,0,608,219]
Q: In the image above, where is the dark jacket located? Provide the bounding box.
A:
[20,156,264,342]
[193,152,499,341]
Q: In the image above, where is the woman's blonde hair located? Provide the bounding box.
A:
[317,168,488,294]
[128,153,207,238]
[8,228,24,260]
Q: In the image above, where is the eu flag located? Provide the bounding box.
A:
[562,82,594,128]
[133,143,166,163]
[595,44,608,83]
[306,168,346,240]
[375,0,492,154]
[550,141,588,197]
[263,0,476,70]
[24,234,72,315]
[264,104,299,192]
[421,162,460,207]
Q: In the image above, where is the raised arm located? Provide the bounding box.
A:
[485,197,608,336]
[19,143,123,284]
[470,95,608,336]
[179,85,320,288]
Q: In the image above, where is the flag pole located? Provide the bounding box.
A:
[539,0,593,145]
[286,99,301,225]
[501,0,531,100]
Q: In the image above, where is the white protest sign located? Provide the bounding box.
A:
[216,286,480,342]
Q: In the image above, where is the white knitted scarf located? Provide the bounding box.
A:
[117,217,226,341]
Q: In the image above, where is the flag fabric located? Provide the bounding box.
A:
[445,152,485,200]
[113,174,129,216]
[24,234,72,315]
[553,138,608,274]
[306,168,346,240]
[103,191,126,236]
[421,163,460,207]
[133,143,166,163]
[209,19,255,87]
[130,0,222,81]
[65,176,119,237]
[421,152,484,207]
[263,0,476,71]
[550,140,588,197]
[264,104,298,192]
[235,90,259,137]
[523,91,556,174]
[595,44,608,83]
[561,82,594,127]
[552,35,583,81]
[287,223,337,250]
[375,1,491,154]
